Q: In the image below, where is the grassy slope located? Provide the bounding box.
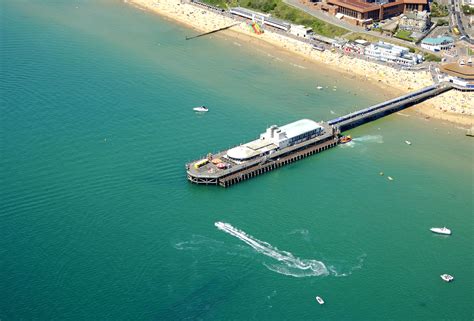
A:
[201,0,348,37]
[394,29,414,41]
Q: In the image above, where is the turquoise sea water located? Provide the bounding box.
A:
[1,1,473,320]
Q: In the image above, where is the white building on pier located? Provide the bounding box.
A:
[226,119,325,161]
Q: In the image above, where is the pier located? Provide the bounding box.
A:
[186,82,453,187]
[185,23,240,40]
[328,82,453,131]
[187,122,338,187]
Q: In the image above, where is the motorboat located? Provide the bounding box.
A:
[405,140,412,145]
[440,274,454,282]
[388,176,394,181]
[339,135,352,144]
[316,86,323,90]
[315,296,325,305]
[193,106,208,112]
[430,227,451,235]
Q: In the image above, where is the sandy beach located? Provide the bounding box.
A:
[127,0,473,128]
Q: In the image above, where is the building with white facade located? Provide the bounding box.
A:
[226,119,324,161]
[421,36,455,52]
[398,10,431,32]
[229,7,291,31]
[289,25,313,38]
[364,41,422,65]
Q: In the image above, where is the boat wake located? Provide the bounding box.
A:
[215,222,329,278]
[174,235,224,251]
[352,135,383,144]
[328,253,367,277]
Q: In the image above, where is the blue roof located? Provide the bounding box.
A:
[422,37,454,45]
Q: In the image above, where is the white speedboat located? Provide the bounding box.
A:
[440,274,454,282]
[315,296,325,305]
[430,227,451,235]
[316,86,323,90]
[387,176,394,181]
[405,140,412,145]
[193,106,208,112]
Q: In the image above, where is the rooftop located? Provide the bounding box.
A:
[278,119,323,140]
[327,0,379,12]
[422,36,454,45]
[403,10,429,20]
[441,61,474,80]
[227,139,277,160]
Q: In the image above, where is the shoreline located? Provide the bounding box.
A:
[126,0,473,128]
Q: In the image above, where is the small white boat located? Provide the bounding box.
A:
[405,140,412,145]
[430,227,451,235]
[315,296,325,305]
[316,86,323,90]
[440,274,454,282]
[387,176,394,181]
[193,106,208,112]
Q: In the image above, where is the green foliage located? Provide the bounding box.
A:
[461,4,474,15]
[345,33,381,43]
[202,0,231,8]
[271,3,348,37]
[436,19,448,26]
[424,53,442,62]
[394,29,414,41]
[430,2,449,17]
[246,0,278,12]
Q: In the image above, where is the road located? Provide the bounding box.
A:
[283,0,442,48]
[450,0,474,44]
[283,0,365,33]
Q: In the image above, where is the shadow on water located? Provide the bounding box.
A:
[154,275,244,320]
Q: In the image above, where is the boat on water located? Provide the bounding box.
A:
[193,106,208,112]
[316,296,325,305]
[388,176,394,181]
[430,227,451,235]
[316,86,323,90]
[405,140,412,145]
[339,135,352,144]
[440,274,454,282]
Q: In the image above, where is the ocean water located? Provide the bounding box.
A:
[1,1,473,320]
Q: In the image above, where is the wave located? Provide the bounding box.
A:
[396,112,410,117]
[290,63,306,69]
[215,222,328,278]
